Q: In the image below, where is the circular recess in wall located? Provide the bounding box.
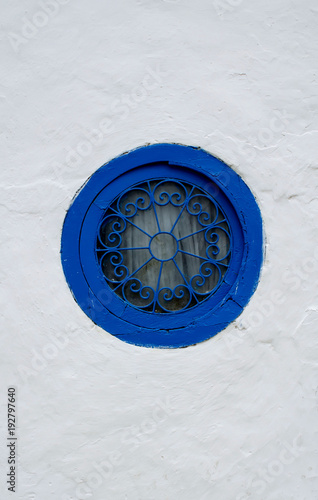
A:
[61,144,263,348]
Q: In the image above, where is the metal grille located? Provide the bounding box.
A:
[96,179,232,313]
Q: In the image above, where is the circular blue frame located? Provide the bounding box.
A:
[61,144,263,348]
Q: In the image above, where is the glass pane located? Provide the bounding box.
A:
[96,179,232,313]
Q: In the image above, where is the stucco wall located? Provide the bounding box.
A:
[1,0,318,499]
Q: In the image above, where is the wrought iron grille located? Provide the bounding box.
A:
[96,178,232,313]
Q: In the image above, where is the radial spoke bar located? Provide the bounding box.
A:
[107,207,153,238]
[172,258,199,303]
[152,261,163,312]
[178,250,208,260]
[170,186,195,233]
[113,256,154,291]
[148,181,161,232]
[178,221,226,241]
[96,246,150,252]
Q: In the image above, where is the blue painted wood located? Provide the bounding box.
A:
[61,144,264,348]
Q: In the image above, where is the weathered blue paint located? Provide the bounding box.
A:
[61,144,264,348]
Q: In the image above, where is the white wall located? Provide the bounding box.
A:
[1,0,318,498]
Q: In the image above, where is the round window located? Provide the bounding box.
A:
[61,144,263,348]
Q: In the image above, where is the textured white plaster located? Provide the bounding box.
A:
[1,0,318,498]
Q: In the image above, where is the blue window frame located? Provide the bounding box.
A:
[61,144,263,348]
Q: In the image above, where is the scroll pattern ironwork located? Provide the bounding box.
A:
[96,179,232,312]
